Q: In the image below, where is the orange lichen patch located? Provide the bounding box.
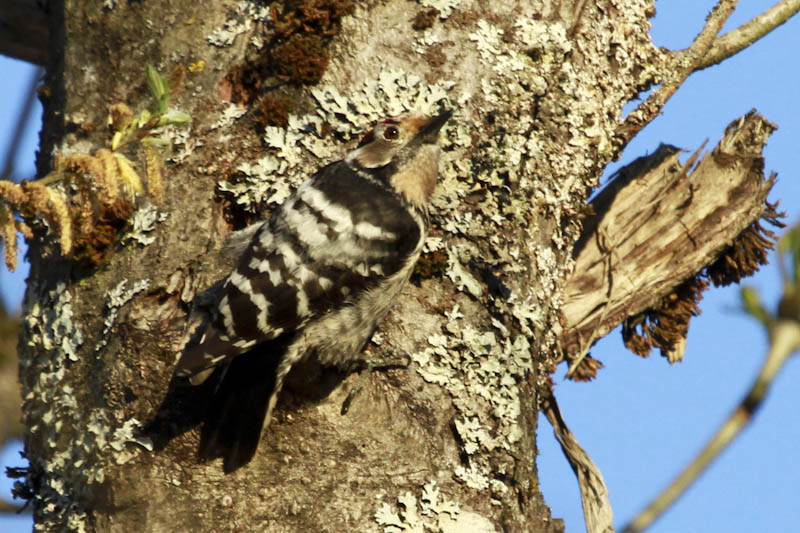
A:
[270,0,354,38]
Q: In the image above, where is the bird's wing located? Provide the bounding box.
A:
[174,161,423,377]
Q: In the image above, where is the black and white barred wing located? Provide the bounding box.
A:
[174,161,422,378]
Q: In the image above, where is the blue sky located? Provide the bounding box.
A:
[1,1,799,531]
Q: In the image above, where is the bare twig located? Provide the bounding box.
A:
[621,320,800,533]
[542,389,614,533]
[615,0,738,150]
[697,0,800,70]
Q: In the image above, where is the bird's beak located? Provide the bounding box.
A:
[417,109,452,143]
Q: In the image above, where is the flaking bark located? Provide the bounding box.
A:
[562,111,780,364]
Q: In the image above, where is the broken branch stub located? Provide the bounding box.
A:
[562,110,781,365]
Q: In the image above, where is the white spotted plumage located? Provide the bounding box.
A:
[173,110,451,472]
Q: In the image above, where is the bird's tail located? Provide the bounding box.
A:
[198,344,285,473]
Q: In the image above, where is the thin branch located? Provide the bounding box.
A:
[615,0,738,151]
[542,389,614,533]
[697,0,800,70]
[621,320,800,533]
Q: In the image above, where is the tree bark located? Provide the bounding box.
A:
[11,0,793,532]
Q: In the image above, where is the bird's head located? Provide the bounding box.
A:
[345,110,451,207]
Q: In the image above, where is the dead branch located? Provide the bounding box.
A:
[697,0,800,70]
[542,389,614,533]
[615,0,738,150]
[562,110,779,361]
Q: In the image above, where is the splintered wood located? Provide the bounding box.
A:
[562,110,779,365]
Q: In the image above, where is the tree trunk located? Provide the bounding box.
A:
[11,0,788,531]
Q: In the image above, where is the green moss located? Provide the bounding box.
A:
[413,250,448,279]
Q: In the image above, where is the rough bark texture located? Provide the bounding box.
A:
[10,0,783,532]
[562,111,778,360]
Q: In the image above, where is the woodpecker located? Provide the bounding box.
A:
[174,109,451,472]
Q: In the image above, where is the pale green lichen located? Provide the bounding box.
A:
[219,68,456,212]
[419,0,461,19]
[20,282,89,531]
[375,481,495,533]
[123,204,168,246]
[412,302,533,494]
[19,280,152,531]
[407,5,666,503]
[95,278,151,352]
[207,1,270,48]
[445,248,482,298]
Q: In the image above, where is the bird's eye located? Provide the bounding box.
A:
[383,125,399,140]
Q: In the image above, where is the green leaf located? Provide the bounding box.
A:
[145,65,169,114]
[741,286,772,327]
[158,110,191,126]
[141,136,171,148]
